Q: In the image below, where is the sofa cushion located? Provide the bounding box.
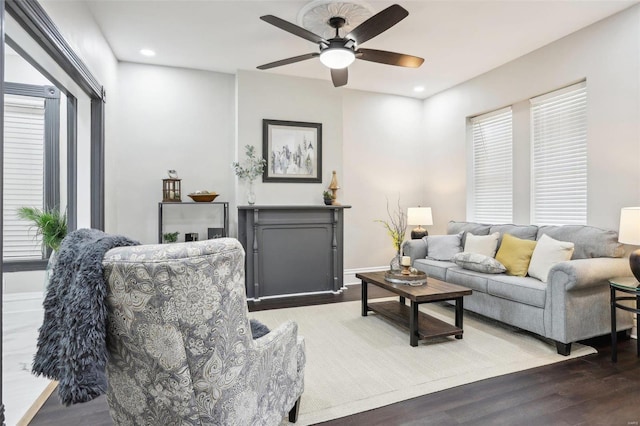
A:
[447,221,491,246]
[489,224,538,248]
[537,225,624,259]
[495,234,537,277]
[452,252,506,274]
[487,275,547,308]
[528,234,575,282]
[447,221,492,236]
[412,258,455,281]
[445,267,489,293]
[424,233,463,261]
[464,232,500,257]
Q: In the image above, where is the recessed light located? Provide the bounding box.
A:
[139,48,156,57]
[413,86,425,93]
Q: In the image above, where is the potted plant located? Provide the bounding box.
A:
[232,145,266,205]
[323,190,334,205]
[17,206,67,253]
[17,206,67,284]
[163,231,180,243]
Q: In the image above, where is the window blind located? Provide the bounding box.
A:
[531,82,587,225]
[3,94,46,260]
[471,107,513,223]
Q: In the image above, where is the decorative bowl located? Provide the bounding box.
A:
[188,192,219,202]
[384,270,427,286]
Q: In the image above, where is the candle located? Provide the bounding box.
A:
[401,256,411,266]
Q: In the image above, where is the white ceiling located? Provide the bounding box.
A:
[85,0,637,99]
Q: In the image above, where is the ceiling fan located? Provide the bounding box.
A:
[256,4,424,87]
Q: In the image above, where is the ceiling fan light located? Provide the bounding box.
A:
[320,48,355,69]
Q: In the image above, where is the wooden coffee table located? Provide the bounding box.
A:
[357,271,472,347]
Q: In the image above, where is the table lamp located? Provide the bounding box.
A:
[407,207,433,239]
[619,207,640,282]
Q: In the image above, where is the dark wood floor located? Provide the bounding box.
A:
[29,284,640,425]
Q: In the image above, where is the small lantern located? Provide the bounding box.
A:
[162,178,182,202]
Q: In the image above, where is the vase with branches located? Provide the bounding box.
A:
[375,198,407,272]
[232,145,266,205]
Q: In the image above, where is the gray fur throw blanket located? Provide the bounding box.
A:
[32,228,139,405]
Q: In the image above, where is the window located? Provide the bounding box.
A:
[470,107,513,223]
[531,82,587,225]
[3,83,60,267]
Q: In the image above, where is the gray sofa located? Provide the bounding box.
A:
[402,221,634,355]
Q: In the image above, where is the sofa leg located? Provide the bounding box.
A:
[555,341,572,356]
[288,396,301,423]
[618,329,632,341]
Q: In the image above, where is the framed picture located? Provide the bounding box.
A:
[262,119,322,183]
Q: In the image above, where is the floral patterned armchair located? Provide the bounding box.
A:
[103,238,305,425]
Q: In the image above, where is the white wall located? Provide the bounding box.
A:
[422,5,640,234]
[342,90,424,270]
[115,63,235,243]
[235,71,425,272]
[236,70,343,208]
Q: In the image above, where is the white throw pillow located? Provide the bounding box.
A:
[464,232,500,258]
[528,234,575,282]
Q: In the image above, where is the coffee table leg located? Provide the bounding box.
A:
[455,297,463,340]
[399,296,406,305]
[361,280,368,317]
[410,301,419,347]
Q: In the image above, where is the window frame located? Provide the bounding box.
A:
[530,81,588,226]
[2,82,59,271]
[469,106,514,224]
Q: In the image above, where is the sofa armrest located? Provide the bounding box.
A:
[545,257,634,344]
[547,258,632,291]
[402,239,427,263]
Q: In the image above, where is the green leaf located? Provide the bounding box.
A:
[17,206,67,251]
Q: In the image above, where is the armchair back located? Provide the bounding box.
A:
[103,238,305,425]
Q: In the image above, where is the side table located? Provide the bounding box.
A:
[610,276,640,362]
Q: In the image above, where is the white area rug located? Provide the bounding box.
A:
[252,299,596,426]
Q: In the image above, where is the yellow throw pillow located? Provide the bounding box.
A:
[495,234,537,277]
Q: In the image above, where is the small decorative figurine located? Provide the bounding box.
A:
[328,170,340,205]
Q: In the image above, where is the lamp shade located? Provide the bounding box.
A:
[619,207,640,245]
[319,48,355,69]
[407,207,433,226]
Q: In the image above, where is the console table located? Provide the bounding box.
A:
[158,201,229,243]
[238,205,351,299]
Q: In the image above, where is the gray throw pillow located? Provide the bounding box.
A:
[424,233,463,261]
[249,319,270,338]
[452,252,507,274]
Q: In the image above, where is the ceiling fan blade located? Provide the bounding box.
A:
[345,4,409,45]
[257,53,319,70]
[357,48,424,68]
[260,15,327,44]
[331,68,348,87]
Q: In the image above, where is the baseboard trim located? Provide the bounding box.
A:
[17,380,58,426]
[248,288,346,302]
[343,266,387,286]
[247,268,388,301]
